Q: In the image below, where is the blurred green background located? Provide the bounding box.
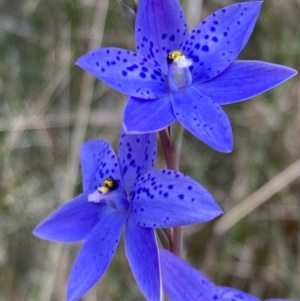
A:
[0,0,299,300]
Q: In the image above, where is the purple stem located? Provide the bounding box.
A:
[159,128,183,257]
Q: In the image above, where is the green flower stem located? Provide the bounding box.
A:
[159,127,183,257]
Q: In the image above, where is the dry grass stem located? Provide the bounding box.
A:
[215,158,300,235]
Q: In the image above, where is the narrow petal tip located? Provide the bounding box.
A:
[32,220,56,241]
[75,54,87,69]
[214,140,233,153]
[32,224,43,238]
[284,66,298,78]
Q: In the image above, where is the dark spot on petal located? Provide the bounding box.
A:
[127,64,138,71]
[161,33,167,40]
[169,34,175,41]
[154,70,161,77]
[202,45,209,52]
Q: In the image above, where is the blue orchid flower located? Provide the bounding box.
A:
[160,248,296,301]
[33,131,222,301]
[76,0,297,153]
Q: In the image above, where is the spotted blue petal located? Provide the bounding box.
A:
[182,2,262,84]
[80,139,123,195]
[125,216,162,301]
[67,210,127,301]
[217,287,260,301]
[123,96,175,133]
[160,249,289,301]
[171,87,233,153]
[130,169,222,228]
[118,129,157,193]
[197,61,298,104]
[135,0,188,73]
[160,248,217,301]
[76,48,168,99]
[33,194,110,243]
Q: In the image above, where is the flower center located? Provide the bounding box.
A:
[167,50,192,92]
[98,177,119,193]
[88,177,119,203]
